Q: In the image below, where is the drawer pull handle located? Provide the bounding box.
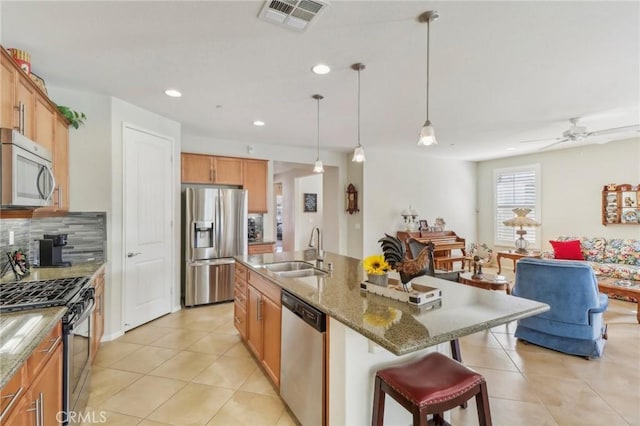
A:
[0,387,24,421]
[38,336,61,353]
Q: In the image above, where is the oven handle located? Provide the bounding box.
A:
[66,297,96,329]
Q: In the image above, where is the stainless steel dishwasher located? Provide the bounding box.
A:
[280,290,327,426]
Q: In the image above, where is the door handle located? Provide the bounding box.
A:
[127,252,142,258]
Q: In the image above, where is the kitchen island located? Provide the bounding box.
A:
[236,251,548,425]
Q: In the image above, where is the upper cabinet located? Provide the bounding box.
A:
[181,153,268,213]
[243,159,268,213]
[1,46,71,216]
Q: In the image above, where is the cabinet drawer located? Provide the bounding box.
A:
[235,262,248,280]
[26,322,61,381]
[248,271,281,305]
[234,302,247,338]
[234,285,247,306]
[0,365,25,422]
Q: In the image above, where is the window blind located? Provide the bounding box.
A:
[495,166,539,246]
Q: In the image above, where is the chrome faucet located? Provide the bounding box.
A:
[308,225,325,268]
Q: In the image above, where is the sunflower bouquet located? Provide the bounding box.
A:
[363,254,390,285]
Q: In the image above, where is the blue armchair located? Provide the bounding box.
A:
[512,258,608,358]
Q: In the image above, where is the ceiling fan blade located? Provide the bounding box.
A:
[588,124,640,137]
[519,137,563,144]
[538,139,569,150]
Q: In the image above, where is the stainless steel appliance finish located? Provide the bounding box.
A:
[0,128,55,208]
[280,290,327,426]
[183,187,247,306]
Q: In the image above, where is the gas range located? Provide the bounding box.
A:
[0,277,90,313]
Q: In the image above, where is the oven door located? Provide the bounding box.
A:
[63,298,94,425]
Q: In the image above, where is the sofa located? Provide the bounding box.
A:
[512,258,609,358]
[542,236,640,282]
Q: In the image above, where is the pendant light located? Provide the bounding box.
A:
[312,94,325,173]
[417,10,439,146]
[351,63,366,162]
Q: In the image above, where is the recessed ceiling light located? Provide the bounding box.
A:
[253,120,265,126]
[164,89,182,98]
[312,64,330,75]
[506,147,517,151]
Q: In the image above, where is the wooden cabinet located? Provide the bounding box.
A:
[248,243,275,255]
[233,262,248,340]
[213,156,243,185]
[181,152,269,213]
[53,115,70,211]
[92,269,106,361]
[181,154,244,185]
[14,72,36,140]
[2,322,62,425]
[246,270,281,387]
[602,183,640,225]
[243,159,268,213]
[181,153,214,184]
[0,52,17,130]
[34,93,55,152]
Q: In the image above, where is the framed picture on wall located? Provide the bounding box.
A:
[303,193,317,212]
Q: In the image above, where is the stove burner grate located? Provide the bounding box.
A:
[0,277,89,313]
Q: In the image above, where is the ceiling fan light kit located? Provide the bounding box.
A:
[312,94,325,174]
[417,10,439,147]
[351,62,366,162]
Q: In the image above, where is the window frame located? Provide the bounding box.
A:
[493,164,541,248]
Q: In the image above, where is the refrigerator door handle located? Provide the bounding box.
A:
[188,258,235,267]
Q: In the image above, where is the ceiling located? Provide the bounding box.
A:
[1,1,638,161]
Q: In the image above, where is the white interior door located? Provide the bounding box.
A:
[123,125,173,330]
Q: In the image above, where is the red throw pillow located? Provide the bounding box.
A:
[549,240,584,260]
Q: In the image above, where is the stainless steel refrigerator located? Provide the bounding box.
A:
[182,187,248,306]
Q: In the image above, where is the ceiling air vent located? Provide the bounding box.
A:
[258,0,329,32]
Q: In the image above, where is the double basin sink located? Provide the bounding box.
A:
[262,261,327,278]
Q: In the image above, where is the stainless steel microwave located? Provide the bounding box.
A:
[1,128,55,208]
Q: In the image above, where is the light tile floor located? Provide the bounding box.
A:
[84,268,640,425]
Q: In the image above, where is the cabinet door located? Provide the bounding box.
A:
[3,389,36,426]
[181,153,214,183]
[15,73,36,140]
[53,115,70,211]
[246,285,263,358]
[261,296,281,388]
[30,342,63,425]
[213,157,243,185]
[92,273,105,361]
[34,94,55,153]
[0,52,17,130]
[243,159,268,213]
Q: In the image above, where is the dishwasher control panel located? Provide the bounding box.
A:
[281,290,326,332]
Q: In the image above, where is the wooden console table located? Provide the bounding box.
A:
[459,272,511,294]
[496,251,541,275]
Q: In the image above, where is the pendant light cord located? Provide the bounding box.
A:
[357,66,361,147]
[316,96,321,160]
[426,19,430,122]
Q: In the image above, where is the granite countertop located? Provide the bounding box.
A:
[0,261,105,388]
[0,306,67,388]
[236,252,549,356]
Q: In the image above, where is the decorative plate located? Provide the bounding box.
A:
[622,210,638,223]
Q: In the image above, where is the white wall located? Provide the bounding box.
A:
[477,137,640,251]
[294,173,323,251]
[361,148,478,257]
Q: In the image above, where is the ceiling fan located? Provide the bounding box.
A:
[520,118,640,150]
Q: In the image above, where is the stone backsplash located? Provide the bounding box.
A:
[0,212,107,275]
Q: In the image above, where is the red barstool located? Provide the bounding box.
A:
[372,352,492,426]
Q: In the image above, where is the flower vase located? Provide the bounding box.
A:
[368,273,389,287]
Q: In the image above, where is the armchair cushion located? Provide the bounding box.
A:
[512,258,607,358]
